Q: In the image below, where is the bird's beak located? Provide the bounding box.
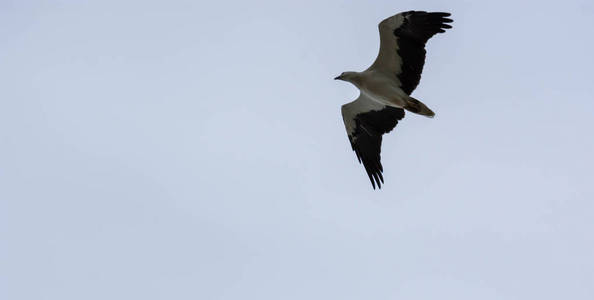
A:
[334,75,342,80]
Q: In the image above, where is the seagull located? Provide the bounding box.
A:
[336,11,453,189]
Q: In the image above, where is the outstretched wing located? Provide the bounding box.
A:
[341,94,405,189]
[367,11,453,94]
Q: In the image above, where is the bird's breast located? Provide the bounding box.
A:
[360,74,407,108]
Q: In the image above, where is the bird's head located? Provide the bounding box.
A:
[334,71,359,83]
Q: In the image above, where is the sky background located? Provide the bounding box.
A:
[1,0,594,299]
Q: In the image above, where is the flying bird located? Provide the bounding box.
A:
[336,11,453,189]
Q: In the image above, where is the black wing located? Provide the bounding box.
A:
[369,11,453,95]
[395,11,453,94]
[343,105,405,189]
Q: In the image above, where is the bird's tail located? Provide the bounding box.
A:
[403,97,435,118]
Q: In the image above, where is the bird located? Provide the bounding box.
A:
[336,11,453,189]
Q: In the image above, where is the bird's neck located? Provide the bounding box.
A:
[348,73,363,87]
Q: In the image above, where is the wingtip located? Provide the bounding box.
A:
[370,181,382,190]
[433,12,452,17]
[368,173,384,190]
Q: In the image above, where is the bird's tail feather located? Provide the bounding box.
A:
[404,97,435,118]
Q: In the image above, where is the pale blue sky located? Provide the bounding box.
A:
[1,0,594,299]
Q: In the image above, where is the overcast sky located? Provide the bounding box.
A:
[1,0,594,299]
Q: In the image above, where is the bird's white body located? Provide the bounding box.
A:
[357,70,409,108]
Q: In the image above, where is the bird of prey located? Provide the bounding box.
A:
[336,11,453,189]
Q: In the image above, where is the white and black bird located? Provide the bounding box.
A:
[336,11,453,189]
